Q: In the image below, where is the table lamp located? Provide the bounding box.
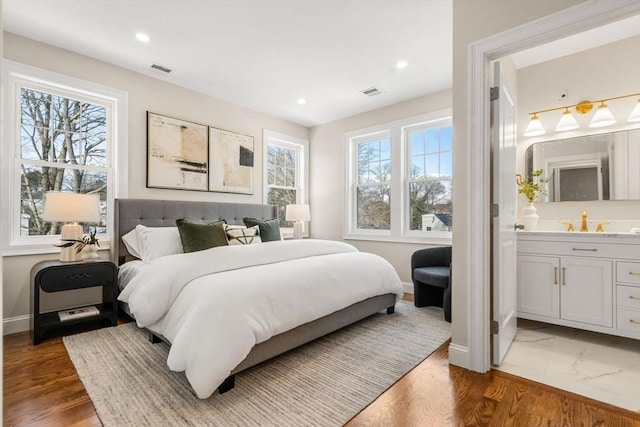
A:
[285,204,310,239]
[43,191,100,262]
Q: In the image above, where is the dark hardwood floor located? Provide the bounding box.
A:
[4,297,640,426]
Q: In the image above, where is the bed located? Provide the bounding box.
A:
[113,198,403,398]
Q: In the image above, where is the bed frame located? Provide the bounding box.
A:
[114,198,397,393]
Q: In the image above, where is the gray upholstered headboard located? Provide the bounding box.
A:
[114,198,277,265]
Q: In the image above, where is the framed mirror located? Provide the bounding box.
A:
[525,129,640,202]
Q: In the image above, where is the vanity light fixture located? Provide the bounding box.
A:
[524,92,640,137]
[555,107,579,132]
[628,99,640,122]
[523,113,545,137]
[588,101,616,128]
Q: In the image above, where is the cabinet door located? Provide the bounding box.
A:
[517,255,560,318]
[561,257,613,327]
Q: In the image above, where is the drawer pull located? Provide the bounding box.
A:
[629,272,640,276]
[572,248,597,252]
[629,295,640,300]
[630,319,640,325]
[553,267,558,285]
[562,267,566,286]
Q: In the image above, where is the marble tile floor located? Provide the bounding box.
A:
[495,319,640,413]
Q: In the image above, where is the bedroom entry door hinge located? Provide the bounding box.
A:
[491,203,499,217]
[490,320,499,334]
[490,86,499,101]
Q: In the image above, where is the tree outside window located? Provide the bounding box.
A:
[266,144,297,227]
[19,88,108,236]
[356,136,391,230]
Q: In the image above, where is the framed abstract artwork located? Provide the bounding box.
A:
[209,127,255,194]
[147,112,208,191]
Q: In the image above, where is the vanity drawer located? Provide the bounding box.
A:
[616,262,640,285]
[617,285,640,309]
[517,240,635,259]
[616,308,640,334]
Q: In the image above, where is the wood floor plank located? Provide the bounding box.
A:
[4,300,640,426]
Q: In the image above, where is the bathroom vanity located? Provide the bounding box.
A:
[517,232,640,340]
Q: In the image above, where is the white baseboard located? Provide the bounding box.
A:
[3,314,31,336]
[448,343,469,369]
[402,281,413,294]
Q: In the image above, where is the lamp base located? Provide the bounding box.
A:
[292,221,303,239]
[60,223,82,262]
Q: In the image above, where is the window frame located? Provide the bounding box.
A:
[1,60,128,256]
[262,129,309,238]
[344,110,452,244]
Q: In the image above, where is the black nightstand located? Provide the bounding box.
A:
[30,260,118,345]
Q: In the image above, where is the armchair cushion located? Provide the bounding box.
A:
[414,266,450,289]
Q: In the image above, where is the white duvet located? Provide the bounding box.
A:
[118,239,403,399]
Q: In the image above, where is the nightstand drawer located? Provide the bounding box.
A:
[37,263,115,292]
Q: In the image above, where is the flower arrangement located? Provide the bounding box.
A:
[516,169,550,203]
[56,230,100,253]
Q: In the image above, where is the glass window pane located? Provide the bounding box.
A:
[21,125,49,161]
[285,166,295,187]
[284,147,296,169]
[410,130,425,156]
[440,151,452,178]
[20,89,51,128]
[411,155,424,178]
[267,187,297,227]
[379,160,391,181]
[408,180,452,232]
[425,154,439,175]
[440,126,453,151]
[275,166,285,186]
[379,138,391,160]
[267,163,276,185]
[426,128,439,153]
[356,185,390,230]
[20,164,107,236]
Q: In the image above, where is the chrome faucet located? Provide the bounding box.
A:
[580,210,588,232]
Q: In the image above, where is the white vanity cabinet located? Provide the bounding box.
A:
[517,232,640,339]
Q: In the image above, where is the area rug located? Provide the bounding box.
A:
[64,301,450,427]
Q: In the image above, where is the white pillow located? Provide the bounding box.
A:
[135,225,184,262]
[224,224,262,245]
[121,228,142,259]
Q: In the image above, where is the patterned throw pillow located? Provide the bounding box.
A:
[224,224,262,245]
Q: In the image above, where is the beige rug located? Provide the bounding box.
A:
[64,301,450,427]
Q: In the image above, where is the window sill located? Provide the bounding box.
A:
[2,242,111,257]
[343,233,452,245]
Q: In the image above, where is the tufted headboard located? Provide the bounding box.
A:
[114,198,277,265]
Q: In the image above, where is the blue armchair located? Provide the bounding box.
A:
[411,246,452,322]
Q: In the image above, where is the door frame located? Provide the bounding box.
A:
[466,0,639,373]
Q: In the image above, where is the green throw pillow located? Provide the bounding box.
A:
[176,219,228,253]
[243,218,281,242]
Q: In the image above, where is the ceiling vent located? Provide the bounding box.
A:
[151,63,172,73]
[361,86,384,97]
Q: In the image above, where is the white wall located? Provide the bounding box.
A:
[309,90,452,283]
[516,36,640,226]
[451,0,584,365]
[2,33,309,333]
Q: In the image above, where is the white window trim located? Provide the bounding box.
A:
[262,129,309,238]
[1,60,128,256]
[344,109,453,244]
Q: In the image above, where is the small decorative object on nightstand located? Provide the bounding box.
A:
[30,260,117,345]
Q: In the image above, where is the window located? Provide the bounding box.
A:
[263,130,309,234]
[406,123,453,232]
[345,110,452,243]
[1,60,128,254]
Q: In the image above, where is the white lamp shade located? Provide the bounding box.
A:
[524,115,545,137]
[589,102,616,128]
[628,100,640,123]
[43,191,100,223]
[285,204,311,222]
[555,110,579,132]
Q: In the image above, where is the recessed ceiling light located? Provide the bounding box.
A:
[396,60,408,69]
[297,98,307,105]
[136,33,150,43]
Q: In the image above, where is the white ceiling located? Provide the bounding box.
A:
[2,0,453,128]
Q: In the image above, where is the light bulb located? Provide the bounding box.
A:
[555,108,579,132]
[589,101,616,128]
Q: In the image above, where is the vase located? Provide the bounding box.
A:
[521,202,539,231]
[82,245,99,260]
